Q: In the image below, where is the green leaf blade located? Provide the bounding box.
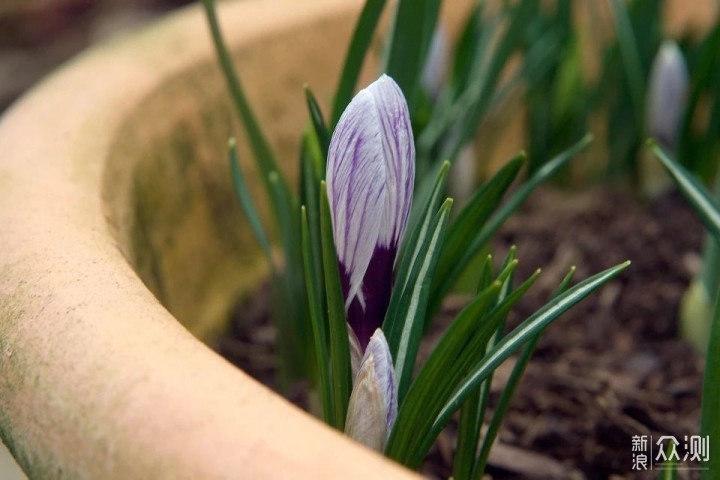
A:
[388,266,541,467]
[391,198,454,404]
[304,86,330,157]
[426,261,631,459]
[384,0,442,111]
[201,0,294,215]
[649,141,720,242]
[319,181,351,429]
[428,153,526,317]
[228,138,275,273]
[700,293,720,480]
[433,134,593,312]
[472,267,577,478]
[331,0,387,126]
[301,207,334,426]
[385,161,451,345]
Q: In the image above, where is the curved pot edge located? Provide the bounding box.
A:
[0,1,419,479]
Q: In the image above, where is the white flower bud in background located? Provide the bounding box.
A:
[345,329,398,451]
[421,26,450,102]
[448,143,478,210]
[646,40,689,151]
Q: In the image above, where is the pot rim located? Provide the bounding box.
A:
[0,1,419,478]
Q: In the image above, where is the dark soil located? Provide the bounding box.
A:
[217,186,706,480]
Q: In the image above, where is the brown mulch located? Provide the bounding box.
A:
[217,186,706,480]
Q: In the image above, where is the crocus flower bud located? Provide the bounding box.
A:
[647,40,689,151]
[345,329,398,451]
[421,26,450,101]
[327,74,415,349]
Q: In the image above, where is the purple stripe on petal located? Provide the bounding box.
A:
[367,75,415,248]
[342,245,395,349]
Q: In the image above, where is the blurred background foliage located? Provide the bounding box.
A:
[2,0,718,190]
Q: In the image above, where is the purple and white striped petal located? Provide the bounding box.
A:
[327,75,415,348]
[647,40,689,151]
[344,329,398,450]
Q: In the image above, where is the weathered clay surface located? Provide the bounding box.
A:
[0,0,424,478]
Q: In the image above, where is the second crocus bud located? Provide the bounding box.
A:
[344,329,398,451]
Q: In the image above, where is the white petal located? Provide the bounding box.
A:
[344,354,387,451]
[369,75,415,248]
[363,329,398,431]
[327,86,387,306]
[326,75,415,308]
[344,330,398,450]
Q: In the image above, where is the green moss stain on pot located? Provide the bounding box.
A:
[0,294,22,454]
[0,294,38,480]
[103,63,266,342]
[101,11,357,343]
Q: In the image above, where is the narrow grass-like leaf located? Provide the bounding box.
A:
[385,161,450,343]
[478,255,494,290]
[228,138,275,273]
[319,181,351,429]
[269,172,308,379]
[433,134,593,314]
[444,155,525,267]
[268,171,302,300]
[453,249,516,480]
[429,154,525,316]
[304,85,330,157]
[608,0,646,125]
[201,0,293,214]
[679,23,720,175]
[300,135,326,321]
[701,292,720,480]
[385,0,441,109]
[658,452,679,480]
[301,207,333,425]
[331,0,387,126]
[418,261,630,466]
[205,0,309,380]
[439,0,537,163]
[395,162,451,293]
[419,13,559,161]
[650,141,720,480]
[649,141,720,241]
[388,268,542,466]
[404,159,451,247]
[390,199,454,403]
[450,2,485,98]
[453,386,483,480]
[472,267,577,478]
[387,282,502,459]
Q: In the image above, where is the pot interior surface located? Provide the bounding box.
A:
[102,6,365,340]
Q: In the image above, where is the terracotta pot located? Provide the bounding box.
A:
[0,0,470,477]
